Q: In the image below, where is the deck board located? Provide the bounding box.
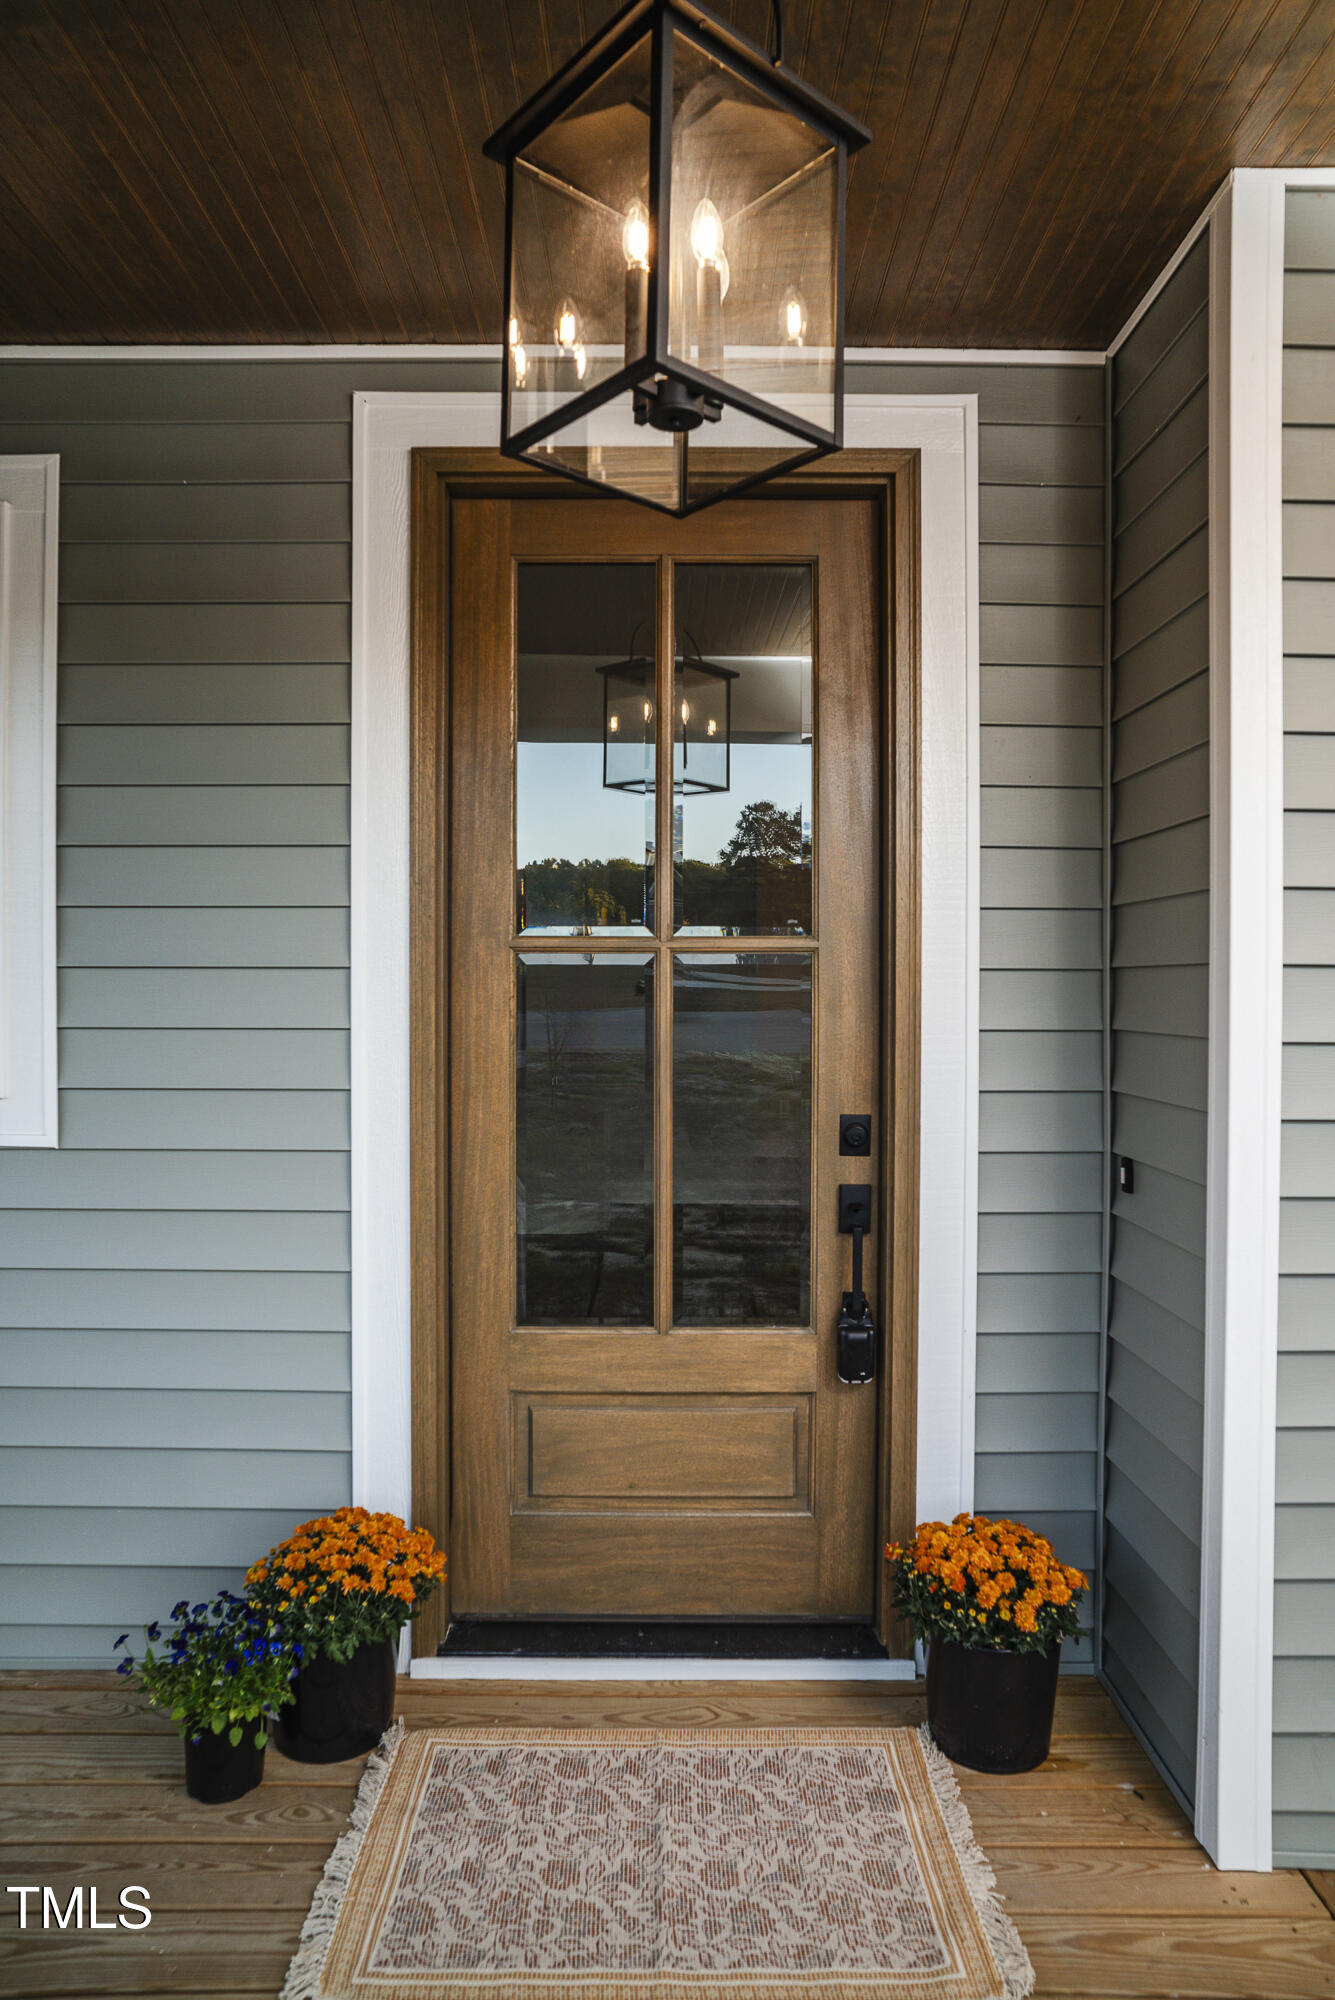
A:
[0,1673,1329,1999]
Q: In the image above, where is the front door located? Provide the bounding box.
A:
[448,492,884,1621]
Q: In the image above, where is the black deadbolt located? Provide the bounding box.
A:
[840,1112,873,1156]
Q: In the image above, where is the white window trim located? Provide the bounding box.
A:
[0,454,58,1148]
[349,392,980,1675]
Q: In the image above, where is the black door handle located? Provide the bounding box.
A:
[837,1183,876,1385]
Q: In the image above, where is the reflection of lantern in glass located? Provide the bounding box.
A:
[676,636,737,796]
[596,650,656,794]
[483,0,870,515]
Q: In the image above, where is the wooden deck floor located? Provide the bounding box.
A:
[1,1672,1332,1998]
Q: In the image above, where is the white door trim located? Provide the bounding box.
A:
[350,392,981,1665]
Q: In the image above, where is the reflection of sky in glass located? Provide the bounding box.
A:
[517,743,807,869]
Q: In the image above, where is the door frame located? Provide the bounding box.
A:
[407,451,921,1656]
[350,390,981,1672]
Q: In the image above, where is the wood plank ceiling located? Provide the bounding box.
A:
[0,0,1332,349]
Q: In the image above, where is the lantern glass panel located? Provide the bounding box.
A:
[667,28,838,437]
[508,32,653,437]
[521,391,816,512]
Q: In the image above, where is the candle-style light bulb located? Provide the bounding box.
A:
[689,199,727,375]
[622,199,651,361]
[782,289,807,346]
[642,700,652,723]
[707,716,717,736]
[609,713,620,734]
[555,298,580,351]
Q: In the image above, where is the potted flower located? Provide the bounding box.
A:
[886,1514,1089,1773]
[113,1593,301,1803]
[247,1507,445,1764]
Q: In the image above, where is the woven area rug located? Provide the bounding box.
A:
[282,1723,1034,2000]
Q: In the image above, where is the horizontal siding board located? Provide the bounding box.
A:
[0,1150,348,1209]
[0,1329,349,1391]
[1274,1582,1335,1655]
[1287,741,1335,815]
[1113,452,1208,596]
[1112,1160,1208,1254]
[979,970,1102,1030]
[1113,892,1209,968]
[979,787,1102,847]
[57,1089,349,1150]
[977,1153,1103,1213]
[0,420,351,480]
[1104,1522,1199,1678]
[1283,347,1335,423]
[1282,502,1335,579]
[1106,1278,1205,1400]
[1283,1044,1335,1117]
[1102,1614,1196,1797]
[0,1268,348,1330]
[1113,308,1209,472]
[1107,1344,1204,1478]
[1113,529,1209,656]
[1277,1430,1335,1504]
[1281,1122,1335,1197]
[1112,236,1209,405]
[60,662,350,725]
[979,544,1104,607]
[59,907,349,966]
[1275,1657,1335,1732]
[1110,1215,1206,1327]
[1280,1276,1335,1350]
[1284,579,1335,655]
[60,481,351,543]
[976,1213,1103,1273]
[979,605,1104,669]
[1105,1406,1203,1542]
[848,362,1103,425]
[1113,964,1208,1036]
[980,725,1102,787]
[60,725,349,785]
[1113,1030,1208,1111]
[973,1452,1097,1511]
[1112,1093,1207,1182]
[60,542,350,604]
[976,1332,1101,1393]
[979,1030,1102,1091]
[1275,1504,1335,1579]
[0,358,497,422]
[59,968,348,1028]
[0,1504,331,1564]
[1284,888,1335,966]
[974,1391,1098,1453]
[1113,818,1211,904]
[0,1446,350,1508]
[1280,1199,1335,1274]
[1113,672,1209,781]
[976,485,1103,544]
[60,847,348,905]
[1111,596,1210,718]
[60,603,350,665]
[59,786,349,846]
[1285,811,1335,887]
[1113,383,1209,528]
[980,910,1102,969]
[979,1092,1103,1152]
[979,666,1102,727]
[1284,427,1335,502]
[58,1028,348,1088]
[976,1272,1101,1333]
[1278,1353,1335,1429]
[1286,190,1335,269]
[1272,1737,1335,1814]
[981,847,1102,910]
[977,424,1104,487]
[1113,745,1210,841]
[0,1387,349,1451]
[1104,1469,1202,1613]
[1286,966,1335,1039]
[0,1210,348,1272]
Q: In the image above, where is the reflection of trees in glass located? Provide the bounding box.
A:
[518,856,648,931]
[721,800,804,865]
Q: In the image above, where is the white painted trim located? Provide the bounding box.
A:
[0,455,59,1148]
[1196,168,1287,1874]
[409,1657,918,1682]
[0,340,1098,365]
[351,391,980,1550]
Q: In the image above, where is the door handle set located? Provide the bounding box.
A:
[836,1178,876,1386]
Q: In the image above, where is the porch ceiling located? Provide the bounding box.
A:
[0,1,1331,350]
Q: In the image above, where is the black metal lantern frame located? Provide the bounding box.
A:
[483,0,870,517]
[596,640,738,794]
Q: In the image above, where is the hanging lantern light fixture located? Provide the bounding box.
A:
[483,0,870,516]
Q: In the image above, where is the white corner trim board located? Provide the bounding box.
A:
[1198,168,1288,1873]
[350,393,982,1632]
[0,455,58,1147]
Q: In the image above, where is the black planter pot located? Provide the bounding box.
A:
[183,1725,266,1804]
[273,1636,396,1764]
[926,1637,1061,1773]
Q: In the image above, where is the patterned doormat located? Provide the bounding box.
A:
[282,1724,1034,2000]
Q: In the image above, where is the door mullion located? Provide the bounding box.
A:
[654,555,674,1334]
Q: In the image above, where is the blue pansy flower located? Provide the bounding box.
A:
[192,1603,208,1618]
[224,1659,238,1677]
[115,1658,133,1677]
[171,1600,189,1619]
[113,1632,129,1649]
[146,1622,161,1641]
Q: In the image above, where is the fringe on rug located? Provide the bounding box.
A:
[915,1723,1036,2000]
[280,1717,406,2000]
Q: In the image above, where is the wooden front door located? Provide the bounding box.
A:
[447,492,885,1622]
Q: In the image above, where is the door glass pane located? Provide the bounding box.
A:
[517,954,654,1325]
[673,954,811,1325]
[673,564,813,936]
[517,564,657,935]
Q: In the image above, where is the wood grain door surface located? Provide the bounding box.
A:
[449,494,883,1619]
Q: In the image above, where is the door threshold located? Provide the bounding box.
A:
[410,1655,917,1682]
